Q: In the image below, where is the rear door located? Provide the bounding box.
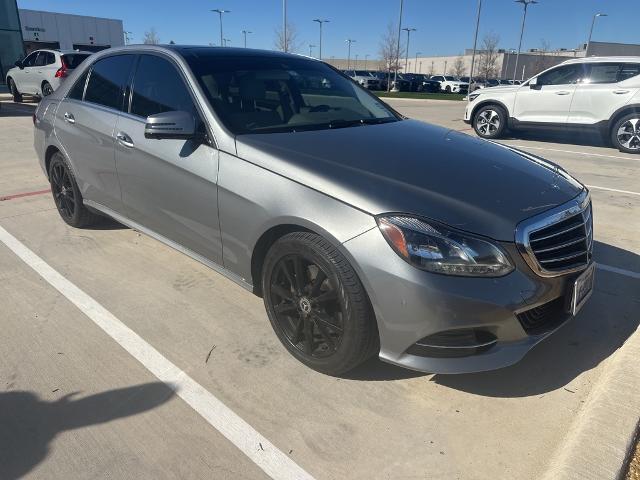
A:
[35,51,57,93]
[54,54,135,212]
[513,64,584,124]
[569,62,640,125]
[114,53,222,264]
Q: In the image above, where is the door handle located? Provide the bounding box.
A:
[555,91,571,95]
[116,132,134,148]
[63,112,75,124]
[613,89,630,95]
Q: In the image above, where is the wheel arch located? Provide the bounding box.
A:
[608,104,640,133]
[44,145,61,179]
[469,99,510,124]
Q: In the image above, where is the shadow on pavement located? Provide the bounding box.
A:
[434,241,639,397]
[0,100,37,118]
[0,382,174,480]
[503,128,612,149]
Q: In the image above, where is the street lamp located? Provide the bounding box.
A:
[345,39,356,70]
[393,0,404,91]
[414,51,422,73]
[242,30,252,48]
[313,19,330,60]
[587,13,607,56]
[364,54,370,70]
[282,0,288,52]
[468,0,483,95]
[402,27,416,72]
[513,0,537,82]
[211,9,230,48]
[309,44,316,57]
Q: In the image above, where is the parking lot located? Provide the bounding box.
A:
[1,97,638,479]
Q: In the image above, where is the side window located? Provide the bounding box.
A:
[45,52,56,65]
[84,55,135,110]
[68,69,89,100]
[584,63,621,84]
[130,54,197,118]
[22,52,39,67]
[619,64,640,82]
[537,65,585,86]
[34,52,48,67]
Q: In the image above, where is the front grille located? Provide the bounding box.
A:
[517,297,568,334]
[527,201,593,274]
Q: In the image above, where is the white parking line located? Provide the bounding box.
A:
[506,144,640,162]
[586,185,640,197]
[597,263,640,280]
[0,224,314,480]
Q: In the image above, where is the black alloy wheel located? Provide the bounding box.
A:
[262,232,378,375]
[8,78,23,103]
[42,81,54,96]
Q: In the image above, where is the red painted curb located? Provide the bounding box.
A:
[0,188,50,202]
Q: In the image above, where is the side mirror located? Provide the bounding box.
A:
[144,111,196,140]
[529,77,541,89]
[14,60,24,69]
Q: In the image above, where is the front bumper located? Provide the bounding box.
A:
[342,227,582,374]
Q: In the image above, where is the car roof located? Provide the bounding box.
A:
[29,49,92,55]
[155,44,319,61]
[560,56,640,65]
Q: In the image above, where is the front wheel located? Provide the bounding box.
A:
[42,81,54,96]
[261,232,379,375]
[8,78,22,103]
[611,113,640,154]
[473,105,507,139]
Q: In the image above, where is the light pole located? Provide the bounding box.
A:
[468,0,483,94]
[364,54,370,70]
[124,31,133,45]
[513,0,537,82]
[402,27,416,72]
[282,0,287,52]
[444,60,448,75]
[242,30,252,48]
[313,19,330,60]
[212,9,230,48]
[419,61,422,73]
[414,51,421,73]
[355,54,359,68]
[345,39,356,70]
[586,13,607,56]
[393,0,404,91]
[309,44,316,57]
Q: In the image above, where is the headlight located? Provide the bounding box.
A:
[377,215,514,277]
[468,93,481,101]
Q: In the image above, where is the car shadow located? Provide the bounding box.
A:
[502,128,612,149]
[0,382,174,479]
[0,101,37,118]
[433,241,639,397]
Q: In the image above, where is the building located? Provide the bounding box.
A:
[0,0,24,82]
[19,9,124,54]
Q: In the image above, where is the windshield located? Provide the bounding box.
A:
[444,76,456,81]
[185,53,399,134]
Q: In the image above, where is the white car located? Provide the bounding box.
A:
[464,57,640,153]
[6,49,91,102]
[430,75,469,93]
[344,70,380,90]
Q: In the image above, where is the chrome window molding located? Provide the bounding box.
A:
[515,190,593,278]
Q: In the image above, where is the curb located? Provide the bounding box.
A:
[541,323,640,480]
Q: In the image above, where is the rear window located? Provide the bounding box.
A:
[63,54,91,69]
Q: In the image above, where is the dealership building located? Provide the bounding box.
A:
[1,0,124,82]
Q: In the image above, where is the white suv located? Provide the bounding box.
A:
[464,57,640,153]
[430,75,469,93]
[6,49,91,102]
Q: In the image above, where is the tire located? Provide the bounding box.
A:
[473,104,508,139]
[261,232,379,375]
[445,85,452,93]
[611,113,640,154]
[49,152,101,228]
[42,81,54,96]
[8,78,23,103]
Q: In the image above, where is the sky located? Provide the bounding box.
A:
[16,0,637,59]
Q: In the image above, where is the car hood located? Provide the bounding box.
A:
[235,120,583,241]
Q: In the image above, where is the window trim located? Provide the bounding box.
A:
[22,51,40,67]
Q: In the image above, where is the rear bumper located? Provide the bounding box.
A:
[342,227,581,374]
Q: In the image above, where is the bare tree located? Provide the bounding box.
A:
[143,28,160,45]
[533,39,556,76]
[378,22,405,91]
[275,22,302,53]
[452,54,466,77]
[477,33,500,80]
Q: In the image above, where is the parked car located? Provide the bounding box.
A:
[6,49,91,101]
[484,78,500,88]
[460,76,486,91]
[368,71,390,90]
[35,45,594,375]
[465,56,640,153]
[344,70,380,90]
[430,75,469,93]
[399,73,440,92]
[389,74,412,91]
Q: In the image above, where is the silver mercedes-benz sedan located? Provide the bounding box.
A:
[33,45,595,375]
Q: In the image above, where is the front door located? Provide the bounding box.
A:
[114,53,223,264]
[14,51,39,94]
[513,64,584,124]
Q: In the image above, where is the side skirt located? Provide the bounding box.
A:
[83,200,255,293]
